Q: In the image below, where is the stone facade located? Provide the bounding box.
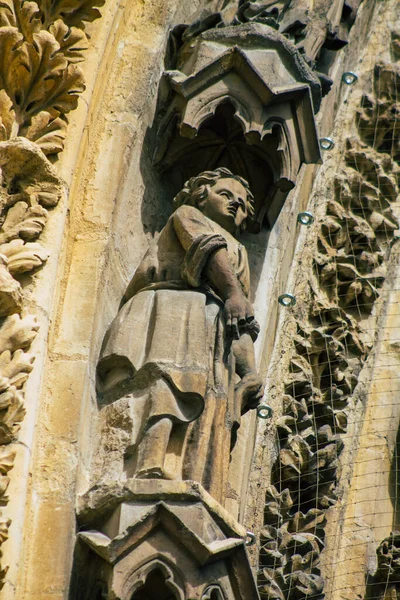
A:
[0,1,399,599]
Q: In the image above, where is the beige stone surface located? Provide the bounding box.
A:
[2,0,397,598]
[20,501,76,600]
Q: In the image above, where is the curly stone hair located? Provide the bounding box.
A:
[173,168,255,230]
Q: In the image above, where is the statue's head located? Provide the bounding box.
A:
[173,167,254,236]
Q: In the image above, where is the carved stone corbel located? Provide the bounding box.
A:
[73,481,259,600]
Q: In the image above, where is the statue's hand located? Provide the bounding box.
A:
[235,372,264,415]
[224,293,254,339]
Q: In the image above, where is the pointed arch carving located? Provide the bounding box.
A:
[124,558,185,600]
[202,584,227,600]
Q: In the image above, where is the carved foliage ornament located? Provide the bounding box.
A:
[0,0,104,586]
[258,56,400,600]
[363,32,400,600]
[0,0,104,156]
[0,136,66,589]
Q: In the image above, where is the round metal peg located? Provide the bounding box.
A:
[278,293,296,307]
[297,211,314,226]
[320,137,335,150]
[342,71,358,85]
[245,531,256,546]
[257,404,273,419]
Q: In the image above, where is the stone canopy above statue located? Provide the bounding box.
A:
[154,22,321,231]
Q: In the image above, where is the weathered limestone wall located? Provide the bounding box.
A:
[1,0,399,599]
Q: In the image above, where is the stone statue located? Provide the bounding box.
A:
[97,168,263,501]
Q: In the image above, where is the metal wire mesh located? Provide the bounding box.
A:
[256,3,400,598]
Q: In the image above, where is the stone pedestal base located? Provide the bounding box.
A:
[71,480,259,600]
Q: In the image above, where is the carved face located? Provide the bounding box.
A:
[201,178,249,234]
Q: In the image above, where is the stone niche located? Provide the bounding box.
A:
[71,481,258,600]
[154,21,321,231]
[70,12,323,600]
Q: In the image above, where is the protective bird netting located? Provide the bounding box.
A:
[254,3,400,599]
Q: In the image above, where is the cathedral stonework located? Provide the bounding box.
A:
[0,1,400,599]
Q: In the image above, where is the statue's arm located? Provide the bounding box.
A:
[204,247,254,340]
[204,229,263,406]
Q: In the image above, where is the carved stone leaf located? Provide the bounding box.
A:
[7,31,67,120]
[0,348,33,388]
[0,137,65,207]
[289,571,325,597]
[0,239,49,274]
[38,0,105,29]
[49,19,88,63]
[0,30,85,137]
[0,255,23,316]
[0,90,15,141]
[0,201,47,244]
[258,568,286,600]
[0,313,39,352]
[0,476,10,497]
[0,373,8,393]
[0,385,26,443]
[36,63,85,118]
[0,447,15,475]
[288,509,326,535]
[22,111,67,156]
[0,515,10,544]
[34,189,61,207]
[0,560,8,587]
[0,0,15,27]
[391,30,400,60]
[369,209,398,232]
[264,486,294,524]
[0,27,24,93]
[235,1,282,28]
[13,0,42,40]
